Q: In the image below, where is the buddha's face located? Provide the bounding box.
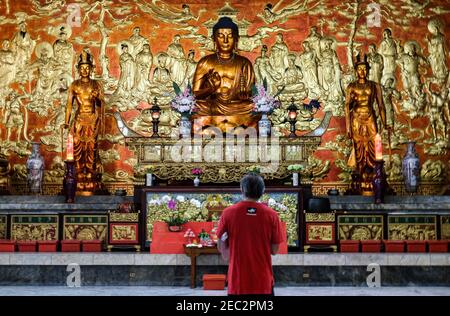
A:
[133,28,140,36]
[356,64,368,79]
[19,23,26,32]
[215,28,236,54]
[369,45,376,53]
[79,63,92,78]
[383,29,391,39]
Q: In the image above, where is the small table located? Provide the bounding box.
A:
[183,245,220,288]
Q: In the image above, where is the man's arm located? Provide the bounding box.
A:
[271,243,280,255]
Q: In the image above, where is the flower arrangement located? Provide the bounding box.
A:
[171,82,197,116]
[165,199,188,227]
[146,193,300,245]
[191,168,203,176]
[251,78,284,114]
[287,164,304,172]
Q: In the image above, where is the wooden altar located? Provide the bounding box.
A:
[139,186,310,250]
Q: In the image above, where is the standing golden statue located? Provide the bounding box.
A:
[192,17,258,133]
[64,49,104,195]
[345,54,389,196]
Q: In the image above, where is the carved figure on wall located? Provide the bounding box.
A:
[192,17,257,132]
[257,1,318,24]
[426,19,448,83]
[367,43,383,84]
[133,43,152,98]
[319,37,343,111]
[345,54,389,196]
[254,45,281,92]
[114,42,135,100]
[182,49,197,88]
[305,26,322,60]
[0,40,16,89]
[381,76,401,129]
[269,33,289,79]
[378,28,398,83]
[4,91,26,142]
[279,53,305,95]
[397,41,427,113]
[150,52,172,96]
[52,25,74,77]
[28,42,59,115]
[425,82,448,142]
[167,34,186,86]
[64,50,104,195]
[128,27,148,58]
[41,74,73,151]
[11,21,36,74]
[136,2,205,25]
[297,40,321,99]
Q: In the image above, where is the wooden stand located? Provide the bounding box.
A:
[183,245,219,288]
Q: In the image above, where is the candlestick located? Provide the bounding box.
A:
[375,133,382,161]
[66,133,74,161]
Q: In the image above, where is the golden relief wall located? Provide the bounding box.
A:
[0,0,449,194]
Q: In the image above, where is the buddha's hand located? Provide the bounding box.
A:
[206,70,221,90]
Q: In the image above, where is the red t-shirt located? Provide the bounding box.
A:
[217,201,284,295]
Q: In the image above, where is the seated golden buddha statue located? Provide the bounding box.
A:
[192,17,259,133]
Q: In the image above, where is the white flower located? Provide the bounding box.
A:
[276,203,288,211]
[190,198,201,208]
[161,195,171,203]
[268,198,276,207]
[176,195,185,202]
[148,199,161,206]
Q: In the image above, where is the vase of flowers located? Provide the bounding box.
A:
[192,168,203,186]
[165,199,187,232]
[288,164,303,187]
[252,79,283,137]
[171,82,197,138]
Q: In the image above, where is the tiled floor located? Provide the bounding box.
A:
[0,286,448,296]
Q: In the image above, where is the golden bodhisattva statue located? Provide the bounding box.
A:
[192,17,258,133]
[64,50,104,195]
[345,54,389,196]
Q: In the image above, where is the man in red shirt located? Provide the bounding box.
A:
[217,173,284,295]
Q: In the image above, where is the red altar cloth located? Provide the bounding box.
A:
[151,221,288,254]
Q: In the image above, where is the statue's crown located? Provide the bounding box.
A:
[354,53,369,69]
[78,49,94,66]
